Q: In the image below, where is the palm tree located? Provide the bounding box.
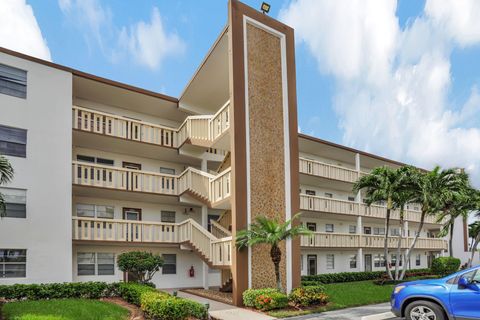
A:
[0,155,14,217]
[468,219,480,268]
[236,213,311,292]
[353,166,404,280]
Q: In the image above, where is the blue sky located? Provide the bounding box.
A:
[1,0,480,186]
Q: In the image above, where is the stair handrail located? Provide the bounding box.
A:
[211,220,231,238]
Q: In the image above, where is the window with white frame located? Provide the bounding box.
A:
[349,225,357,234]
[324,193,333,198]
[391,228,401,236]
[416,254,421,266]
[0,249,26,278]
[391,254,403,266]
[160,167,175,175]
[326,254,335,269]
[0,125,27,158]
[373,227,385,235]
[325,224,334,233]
[77,252,114,276]
[161,211,176,223]
[0,64,27,99]
[76,204,114,219]
[374,254,386,268]
[162,254,176,274]
[0,188,26,218]
[349,254,357,269]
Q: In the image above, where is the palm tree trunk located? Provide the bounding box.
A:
[449,220,454,257]
[385,207,393,280]
[395,208,404,280]
[270,244,282,292]
[468,236,480,268]
[400,210,426,279]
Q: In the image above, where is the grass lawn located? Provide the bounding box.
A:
[269,281,395,318]
[1,299,130,320]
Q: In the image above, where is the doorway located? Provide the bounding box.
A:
[123,162,141,190]
[123,208,142,241]
[307,255,317,275]
[364,254,372,272]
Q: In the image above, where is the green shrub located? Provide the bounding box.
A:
[140,291,207,320]
[289,286,328,307]
[301,268,432,285]
[431,257,461,276]
[116,282,158,306]
[0,282,114,300]
[242,288,288,311]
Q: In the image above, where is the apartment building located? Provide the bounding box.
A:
[0,0,466,307]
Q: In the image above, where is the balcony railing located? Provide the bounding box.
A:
[73,102,230,150]
[73,217,232,267]
[73,161,231,207]
[301,232,447,250]
[300,194,439,224]
[299,158,359,183]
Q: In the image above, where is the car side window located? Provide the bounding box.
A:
[472,271,480,284]
[462,270,477,283]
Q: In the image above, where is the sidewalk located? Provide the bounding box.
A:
[163,289,275,320]
[285,303,396,320]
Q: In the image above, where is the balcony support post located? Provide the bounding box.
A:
[357,248,363,271]
[357,215,364,271]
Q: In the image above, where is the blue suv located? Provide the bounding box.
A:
[391,265,480,320]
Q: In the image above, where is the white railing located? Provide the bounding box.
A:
[299,157,359,183]
[73,217,232,267]
[301,232,448,250]
[300,194,441,225]
[73,101,230,149]
[211,220,231,238]
[73,162,231,206]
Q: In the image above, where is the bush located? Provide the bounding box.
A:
[242,288,288,311]
[116,282,158,306]
[301,268,432,285]
[0,282,115,300]
[289,286,328,307]
[140,291,207,320]
[117,251,164,284]
[431,257,461,276]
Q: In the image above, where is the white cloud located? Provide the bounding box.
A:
[280,0,480,186]
[58,1,184,70]
[119,7,185,70]
[0,0,51,60]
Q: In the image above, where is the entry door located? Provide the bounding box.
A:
[307,255,317,276]
[449,269,480,319]
[123,162,141,190]
[123,208,141,241]
[364,254,372,272]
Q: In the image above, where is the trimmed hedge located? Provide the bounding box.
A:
[431,257,461,277]
[301,268,432,285]
[289,285,328,307]
[116,282,158,306]
[243,288,289,311]
[0,282,116,300]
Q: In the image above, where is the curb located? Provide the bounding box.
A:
[361,311,395,320]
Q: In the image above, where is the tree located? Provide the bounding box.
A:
[236,213,311,292]
[468,220,480,268]
[117,251,164,283]
[0,155,14,218]
[353,166,405,280]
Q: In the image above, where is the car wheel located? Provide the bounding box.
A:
[405,300,446,320]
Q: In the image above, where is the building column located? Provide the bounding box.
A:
[201,159,209,290]
[357,215,363,271]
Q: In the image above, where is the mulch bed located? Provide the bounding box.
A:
[181,288,233,305]
[101,297,145,320]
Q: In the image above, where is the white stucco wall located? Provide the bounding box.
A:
[452,216,480,266]
[0,53,72,284]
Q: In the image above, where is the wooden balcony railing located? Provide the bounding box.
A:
[73,217,232,267]
[300,194,440,225]
[73,101,230,150]
[301,232,448,250]
[73,161,231,207]
[299,158,359,183]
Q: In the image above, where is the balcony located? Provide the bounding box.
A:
[299,157,359,183]
[72,217,232,267]
[72,161,231,208]
[300,194,439,225]
[300,232,448,250]
[72,101,230,151]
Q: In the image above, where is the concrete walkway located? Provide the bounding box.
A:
[285,303,395,320]
[163,289,275,320]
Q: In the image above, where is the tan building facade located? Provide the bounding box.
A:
[0,0,457,307]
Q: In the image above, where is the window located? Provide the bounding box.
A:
[326,254,335,269]
[0,125,27,157]
[162,254,176,274]
[0,249,26,278]
[325,224,334,233]
[76,204,114,219]
[324,193,333,198]
[349,225,357,234]
[416,254,421,266]
[161,211,176,223]
[0,64,27,99]
[364,227,372,234]
[391,254,403,266]
[373,227,385,235]
[305,190,316,196]
[0,188,26,218]
[160,167,175,175]
[306,222,317,231]
[349,255,357,269]
[374,254,386,268]
[77,252,114,276]
[348,196,355,202]
[77,155,114,166]
[391,228,401,236]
